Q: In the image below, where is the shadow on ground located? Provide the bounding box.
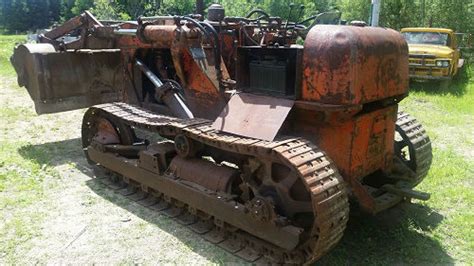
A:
[85,177,240,264]
[19,139,454,265]
[317,203,451,265]
[18,138,91,173]
[409,65,471,96]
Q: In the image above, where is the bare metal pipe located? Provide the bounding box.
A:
[135,59,194,119]
[114,29,137,36]
[140,15,174,21]
[136,59,164,87]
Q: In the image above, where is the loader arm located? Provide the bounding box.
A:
[10,12,129,114]
[38,11,104,50]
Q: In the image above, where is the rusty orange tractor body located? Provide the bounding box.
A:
[11,5,432,264]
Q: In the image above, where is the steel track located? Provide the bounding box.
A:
[82,102,350,264]
[395,111,432,185]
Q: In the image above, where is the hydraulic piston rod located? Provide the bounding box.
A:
[135,59,194,119]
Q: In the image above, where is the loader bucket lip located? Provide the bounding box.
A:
[10,43,123,115]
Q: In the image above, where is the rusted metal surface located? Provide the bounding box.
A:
[393,112,432,185]
[286,103,402,212]
[40,11,106,50]
[169,27,230,120]
[302,25,409,105]
[11,7,434,264]
[41,15,85,41]
[93,118,121,144]
[82,102,349,263]
[212,93,294,141]
[140,25,176,46]
[40,12,93,43]
[169,156,237,192]
[381,184,430,201]
[90,146,302,250]
[11,43,55,88]
[138,141,176,173]
[11,44,122,114]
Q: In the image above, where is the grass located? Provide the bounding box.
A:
[0,35,25,76]
[0,107,73,262]
[0,141,57,261]
[0,78,49,260]
[392,67,474,264]
[0,34,473,264]
[0,35,82,262]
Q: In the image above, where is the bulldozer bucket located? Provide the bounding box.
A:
[10,43,123,114]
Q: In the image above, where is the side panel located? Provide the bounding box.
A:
[286,105,398,180]
[349,106,397,178]
[11,44,123,114]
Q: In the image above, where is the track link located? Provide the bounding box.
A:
[395,111,432,185]
[83,102,350,264]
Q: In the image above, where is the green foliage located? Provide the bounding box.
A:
[337,0,370,23]
[380,0,419,29]
[339,0,474,32]
[114,0,161,18]
[159,0,197,15]
[71,0,94,16]
[425,0,474,33]
[0,0,60,33]
[0,0,473,33]
[218,0,336,21]
[90,0,120,20]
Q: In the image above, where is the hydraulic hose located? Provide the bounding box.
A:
[178,16,224,91]
[245,9,270,19]
[199,21,223,86]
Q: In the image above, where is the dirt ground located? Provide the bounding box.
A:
[0,77,241,264]
[1,73,472,265]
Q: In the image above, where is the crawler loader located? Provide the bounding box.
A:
[11,4,432,264]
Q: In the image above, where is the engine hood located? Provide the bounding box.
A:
[408,44,454,58]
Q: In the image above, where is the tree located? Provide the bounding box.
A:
[159,0,196,15]
[379,0,419,29]
[71,0,94,16]
[49,0,62,23]
[0,0,472,34]
[114,0,161,18]
[90,0,120,20]
[338,0,370,23]
[60,0,94,20]
[1,0,52,33]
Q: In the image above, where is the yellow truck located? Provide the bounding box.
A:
[401,27,464,83]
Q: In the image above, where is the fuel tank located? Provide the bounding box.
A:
[302,25,409,105]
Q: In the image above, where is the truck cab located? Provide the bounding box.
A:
[401,27,463,81]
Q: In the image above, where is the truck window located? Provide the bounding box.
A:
[402,32,449,46]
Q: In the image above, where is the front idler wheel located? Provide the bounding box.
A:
[81,108,135,164]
